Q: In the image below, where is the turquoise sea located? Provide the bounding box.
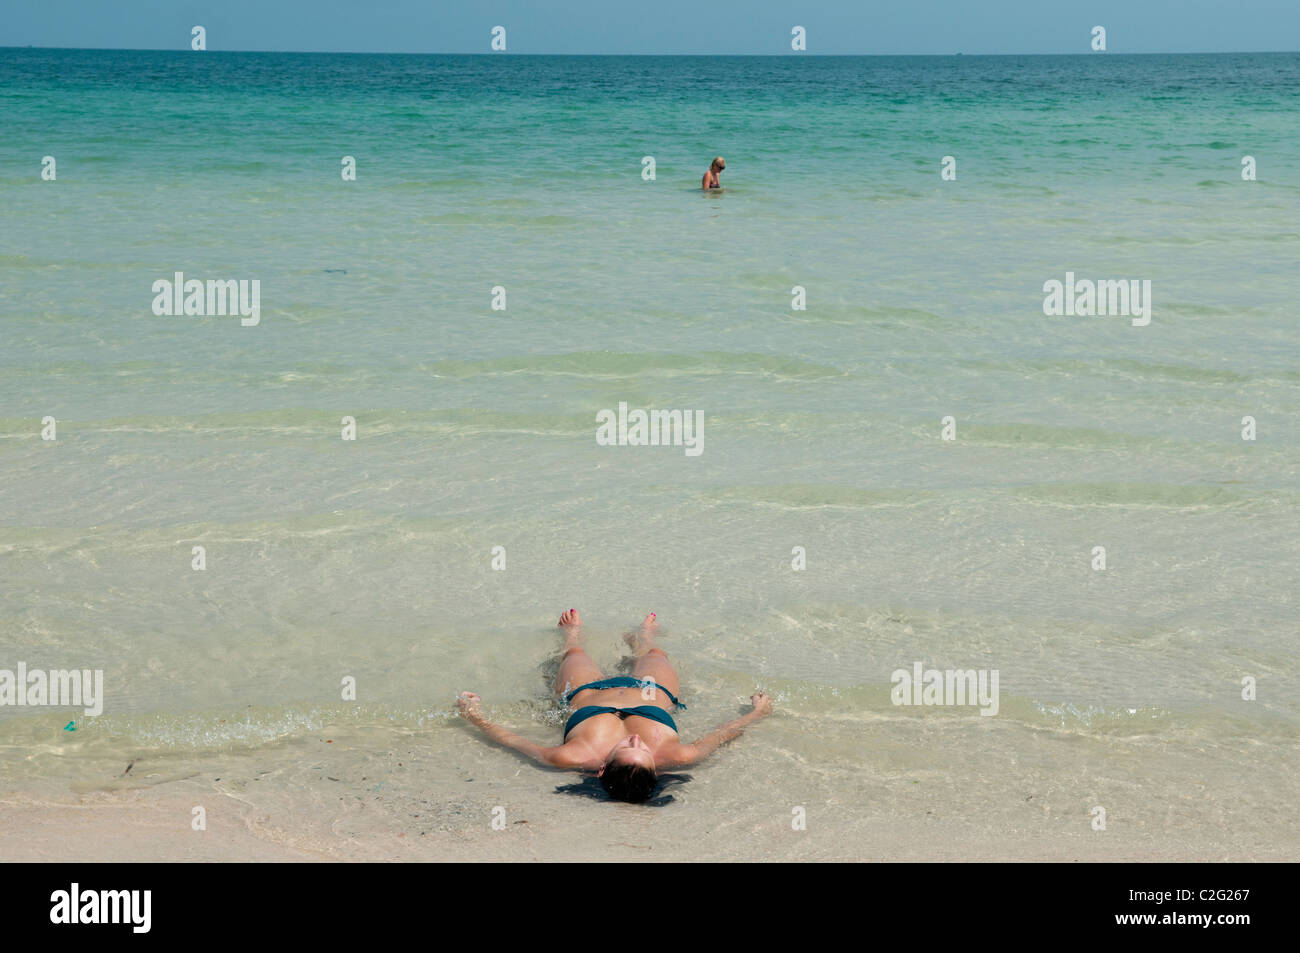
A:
[1,50,1297,858]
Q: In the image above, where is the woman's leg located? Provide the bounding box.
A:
[624,613,681,702]
[553,609,603,697]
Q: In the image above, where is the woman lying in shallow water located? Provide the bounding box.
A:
[457,609,773,802]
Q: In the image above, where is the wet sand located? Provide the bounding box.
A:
[3,715,1290,862]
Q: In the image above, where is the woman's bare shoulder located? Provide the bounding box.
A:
[654,741,700,768]
[545,742,601,770]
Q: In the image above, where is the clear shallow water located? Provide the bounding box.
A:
[0,51,1297,854]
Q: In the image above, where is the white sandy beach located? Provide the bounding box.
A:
[3,712,1292,862]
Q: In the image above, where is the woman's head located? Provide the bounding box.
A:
[598,734,658,802]
[599,761,658,802]
[711,156,726,172]
[555,752,692,806]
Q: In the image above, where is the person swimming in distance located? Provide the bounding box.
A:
[457,609,773,803]
[702,156,725,189]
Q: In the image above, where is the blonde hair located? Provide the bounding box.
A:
[712,156,726,169]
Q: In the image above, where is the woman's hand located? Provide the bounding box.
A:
[750,692,773,715]
[457,691,482,717]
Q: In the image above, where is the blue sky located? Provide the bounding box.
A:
[2,1,1297,54]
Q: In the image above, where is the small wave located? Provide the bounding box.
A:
[420,350,844,381]
[1014,482,1245,508]
[697,484,932,509]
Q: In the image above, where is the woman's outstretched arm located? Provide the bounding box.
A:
[673,692,773,765]
[456,692,587,768]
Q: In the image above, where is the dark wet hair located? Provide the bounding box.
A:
[600,762,658,803]
[555,771,692,807]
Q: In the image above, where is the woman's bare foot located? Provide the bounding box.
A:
[623,613,658,653]
[558,608,583,650]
